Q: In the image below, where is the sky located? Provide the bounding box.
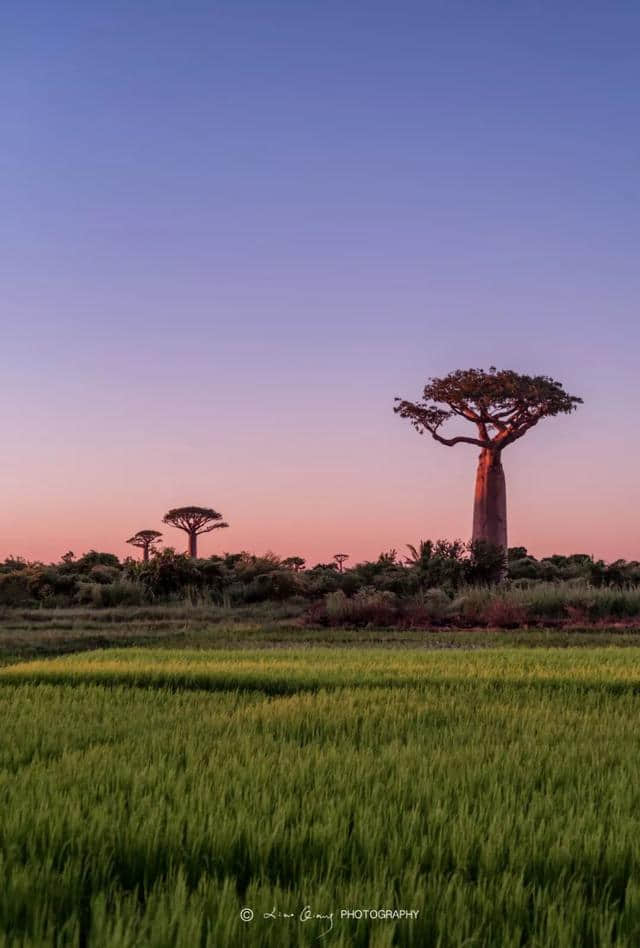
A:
[1,0,639,564]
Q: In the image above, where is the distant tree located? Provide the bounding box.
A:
[61,551,75,564]
[282,556,306,572]
[395,367,582,553]
[334,553,349,573]
[126,530,162,563]
[162,506,228,558]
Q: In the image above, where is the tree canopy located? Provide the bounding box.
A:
[394,367,582,450]
[162,507,228,535]
[126,530,162,549]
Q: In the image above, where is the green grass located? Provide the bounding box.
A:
[3,606,640,667]
[2,648,640,945]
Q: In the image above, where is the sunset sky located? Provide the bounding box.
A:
[2,1,639,564]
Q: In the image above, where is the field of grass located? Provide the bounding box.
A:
[3,605,640,666]
[3,648,640,945]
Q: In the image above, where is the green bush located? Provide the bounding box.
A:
[89,565,120,585]
[405,588,453,624]
[85,581,147,608]
[323,588,398,626]
[324,590,350,624]
[0,571,33,606]
[136,549,202,598]
[242,570,302,604]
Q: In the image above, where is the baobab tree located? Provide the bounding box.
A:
[394,368,582,551]
[162,506,228,558]
[126,530,162,563]
[334,553,349,573]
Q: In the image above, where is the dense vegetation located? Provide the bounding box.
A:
[1,544,639,626]
[2,647,640,945]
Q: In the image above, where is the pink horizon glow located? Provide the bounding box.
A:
[3,4,639,565]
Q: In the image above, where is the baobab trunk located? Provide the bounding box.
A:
[188,532,198,558]
[143,546,149,564]
[472,448,507,550]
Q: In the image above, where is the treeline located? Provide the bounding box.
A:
[0,542,638,611]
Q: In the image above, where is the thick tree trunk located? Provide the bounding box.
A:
[142,545,149,563]
[188,532,197,558]
[472,448,507,550]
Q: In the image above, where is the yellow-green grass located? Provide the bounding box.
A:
[5,646,640,693]
[2,648,640,945]
[3,613,640,668]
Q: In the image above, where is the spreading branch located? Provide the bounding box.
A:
[163,506,229,536]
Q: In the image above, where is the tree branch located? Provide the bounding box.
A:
[430,430,488,448]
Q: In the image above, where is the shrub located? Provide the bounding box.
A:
[85,581,147,608]
[0,556,30,574]
[322,588,398,627]
[137,549,202,598]
[450,588,493,625]
[403,588,453,626]
[521,584,569,620]
[324,590,350,624]
[74,551,121,572]
[508,556,541,581]
[406,539,467,593]
[0,571,33,606]
[242,570,301,604]
[89,565,120,585]
[305,568,342,598]
[466,541,507,585]
[482,596,528,628]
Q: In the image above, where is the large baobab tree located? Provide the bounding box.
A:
[126,530,162,563]
[162,506,228,558]
[394,368,582,551]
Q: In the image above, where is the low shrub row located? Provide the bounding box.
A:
[1,545,639,624]
[309,583,640,628]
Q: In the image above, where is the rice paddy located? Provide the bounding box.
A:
[2,647,640,945]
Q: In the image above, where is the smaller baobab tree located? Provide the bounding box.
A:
[162,506,228,558]
[126,530,162,563]
[334,553,349,573]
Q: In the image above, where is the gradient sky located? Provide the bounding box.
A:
[2,0,639,564]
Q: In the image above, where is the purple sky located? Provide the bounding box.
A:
[2,1,639,563]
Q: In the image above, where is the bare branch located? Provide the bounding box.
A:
[430,431,489,448]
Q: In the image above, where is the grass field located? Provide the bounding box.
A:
[3,605,640,665]
[2,648,640,945]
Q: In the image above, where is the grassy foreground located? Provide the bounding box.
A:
[2,648,640,946]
